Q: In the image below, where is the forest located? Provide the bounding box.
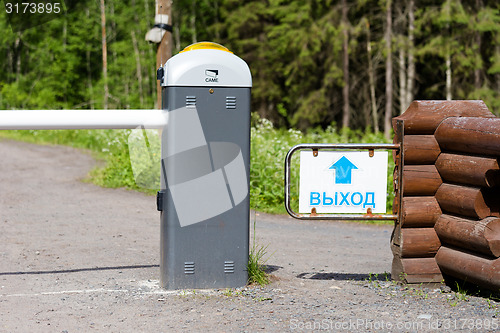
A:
[0,0,499,137]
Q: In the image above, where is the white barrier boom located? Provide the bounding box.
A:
[0,110,168,130]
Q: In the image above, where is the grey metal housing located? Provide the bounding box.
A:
[160,85,251,289]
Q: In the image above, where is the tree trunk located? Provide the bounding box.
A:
[124,80,130,109]
[341,0,350,128]
[86,46,94,109]
[15,34,21,83]
[63,18,67,52]
[398,46,406,115]
[445,51,452,101]
[474,0,483,90]
[384,0,393,139]
[86,8,94,109]
[7,45,13,79]
[109,1,117,66]
[100,0,109,109]
[474,33,481,89]
[362,86,371,130]
[63,18,68,105]
[131,30,145,107]
[405,0,415,108]
[214,0,220,41]
[366,20,378,133]
[191,0,197,44]
[142,0,153,100]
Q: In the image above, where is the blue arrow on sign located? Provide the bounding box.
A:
[329,156,358,184]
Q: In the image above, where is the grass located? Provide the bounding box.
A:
[0,116,394,219]
[247,243,270,286]
[247,215,271,286]
[454,282,470,302]
[447,282,470,307]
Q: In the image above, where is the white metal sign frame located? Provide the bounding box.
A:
[284,140,403,221]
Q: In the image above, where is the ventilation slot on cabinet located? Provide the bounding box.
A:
[226,96,236,109]
[186,96,197,108]
[184,262,195,275]
[224,261,235,274]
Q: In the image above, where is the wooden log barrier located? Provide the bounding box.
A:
[402,135,441,165]
[392,256,443,283]
[435,117,500,156]
[435,183,496,219]
[436,153,500,188]
[392,100,493,135]
[435,215,500,258]
[435,246,500,290]
[403,165,442,196]
[391,100,496,286]
[401,197,441,228]
[400,228,441,258]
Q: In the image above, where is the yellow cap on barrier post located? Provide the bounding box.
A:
[180,41,233,54]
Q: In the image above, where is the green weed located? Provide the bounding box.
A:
[247,213,271,286]
[256,296,272,302]
[222,288,233,297]
[247,242,270,286]
[455,282,470,302]
[486,298,500,317]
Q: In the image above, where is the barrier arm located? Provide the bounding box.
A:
[284,141,403,221]
[0,109,168,130]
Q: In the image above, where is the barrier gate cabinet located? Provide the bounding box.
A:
[157,42,252,289]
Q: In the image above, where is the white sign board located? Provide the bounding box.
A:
[299,151,388,214]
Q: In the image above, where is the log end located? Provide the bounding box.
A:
[484,220,500,257]
[394,100,493,135]
[485,170,500,188]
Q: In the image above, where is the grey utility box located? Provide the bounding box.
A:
[157,42,252,289]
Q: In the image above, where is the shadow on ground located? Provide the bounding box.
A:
[0,264,159,276]
[296,272,391,281]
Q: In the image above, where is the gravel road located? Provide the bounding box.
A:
[0,139,498,332]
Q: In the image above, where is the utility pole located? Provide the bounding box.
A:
[146,0,173,109]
